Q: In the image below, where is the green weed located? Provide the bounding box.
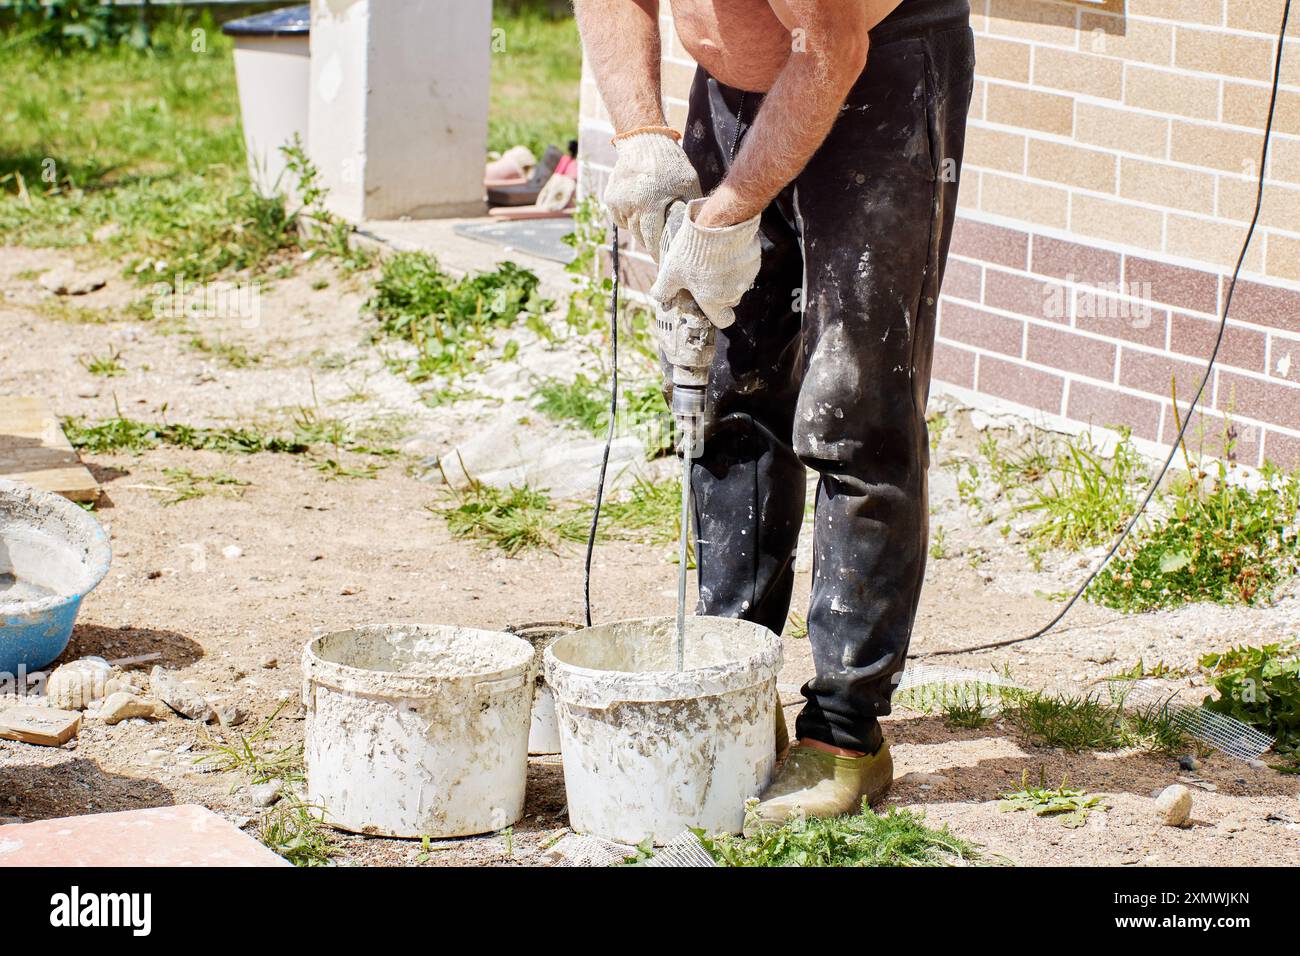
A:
[1022,429,1147,548]
[434,473,587,556]
[1002,687,1188,755]
[156,467,249,505]
[999,770,1107,828]
[79,347,123,377]
[64,414,307,455]
[1199,642,1300,766]
[700,803,981,867]
[188,334,262,369]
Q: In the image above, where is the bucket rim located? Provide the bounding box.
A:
[543,615,782,706]
[0,478,111,620]
[304,622,535,697]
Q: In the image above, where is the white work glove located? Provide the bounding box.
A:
[603,133,702,258]
[650,198,761,329]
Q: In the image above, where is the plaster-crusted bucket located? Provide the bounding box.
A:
[303,623,534,838]
[0,479,111,675]
[507,620,580,755]
[544,616,782,845]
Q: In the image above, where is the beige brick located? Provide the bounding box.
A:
[1176,27,1280,82]
[1075,102,1170,159]
[1166,214,1267,271]
[1033,47,1123,100]
[1028,139,1117,193]
[1223,83,1300,137]
[982,171,1069,228]
[1124,64,1219,121]
[1266,232,1300,282]
[986,0,1079,47]
[965,124,1027,173]
[1127,0,1223,25]
[986,83,1074,136]
[1120,157,1217,212]
[974,35,1031,82]
[665,101,688,131]
[1219,175,1300,230]
[1071,193,1165,250]
[1078,13,1174,67]
[969,79,987,121]
[662,59,696,98]
[957,169,983,210]
[1226,0,1297,35]
[1270,135,1300,187]
[1171,122,1266,174]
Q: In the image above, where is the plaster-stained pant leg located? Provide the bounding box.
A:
[681,71,807,639]
[792,30,974,753]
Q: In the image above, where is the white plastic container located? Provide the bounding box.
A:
[223,6,311,197]
[545,616,782,845]
[303,624,534,838]
[508,621,579,755]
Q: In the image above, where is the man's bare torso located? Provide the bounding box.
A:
[670,0,796,93]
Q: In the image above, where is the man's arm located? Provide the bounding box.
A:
[574,0,666,132]
[695,0,884,229]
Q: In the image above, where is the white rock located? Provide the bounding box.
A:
[1154,784,1192,827]
[249,780,283,808]
[98,692,157,725]
[222,544,243,560]
[45,657,114,710]
[38,266,108,295]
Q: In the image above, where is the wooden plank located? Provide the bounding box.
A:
[0,396,99,502]
[0,704,81,746]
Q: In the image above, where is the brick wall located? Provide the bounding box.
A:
[577,0,1300,470]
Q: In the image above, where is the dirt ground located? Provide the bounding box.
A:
[1,239,1297,867]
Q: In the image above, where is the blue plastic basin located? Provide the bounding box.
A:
[0,479,111,676]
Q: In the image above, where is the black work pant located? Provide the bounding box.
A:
[682,24,975,754]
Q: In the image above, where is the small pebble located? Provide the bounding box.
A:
[1177,755,1201,771]
[1154,784,1192,827]
[222,544,243,560]
[249,780,282,808]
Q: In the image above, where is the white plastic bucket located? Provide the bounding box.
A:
[303,624,534,838]
[544,616,782,845]
[508,621,579,755]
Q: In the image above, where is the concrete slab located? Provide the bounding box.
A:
[0,804,290,867]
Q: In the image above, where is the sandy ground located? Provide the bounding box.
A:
[1,239,1297,867]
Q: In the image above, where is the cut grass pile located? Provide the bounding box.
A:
[698,803,981,867]
[367,252,549,382]
[64,414,307,456]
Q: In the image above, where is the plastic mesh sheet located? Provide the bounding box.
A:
[545,830,717,867]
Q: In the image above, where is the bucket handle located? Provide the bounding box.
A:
[474,674,526,697]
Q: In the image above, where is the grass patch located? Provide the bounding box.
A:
[79,346,123,377]
[188,334,262,369]
[533,374,674,457]
[433,474,587,556]
[1088,461,1300,612]
[489,3,580,159]
[367,252,549,382]
[699,803,980,867]
[999,771,1108,828]
[597,476,681,544]
[1199,642,1300,768]
[1020,429,1147,548]
[63,413,307,455]
[156,467,249,505]
[1002,687,1189,755]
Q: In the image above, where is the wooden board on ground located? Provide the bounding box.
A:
[0,704,81,746]
[0,396,99,501]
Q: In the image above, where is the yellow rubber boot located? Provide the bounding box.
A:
[745,742,893,836]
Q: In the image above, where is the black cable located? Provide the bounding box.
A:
[583,226,620,627]
[914,0,1292,659]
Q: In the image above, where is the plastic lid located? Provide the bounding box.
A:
[221,4,310,37]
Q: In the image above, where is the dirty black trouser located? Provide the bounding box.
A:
[682,24,975,754]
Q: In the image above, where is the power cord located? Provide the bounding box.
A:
[914,0,1293,658]
[583,225,620,627]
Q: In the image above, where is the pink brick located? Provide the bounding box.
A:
[949,218,1029,270]
[1169,313,1267,373]
[1161,405,1263,467]
[1216,370,1300,431]
[931,340,977,388]
[939,301,1024,356]
[1262,429,1300,470]
[0,804,289,867]
[1066,381,1164,440]
[1118,347,1211,400]
[942,258,983,301]
[978,355,1064,413]
[1124,255,1219,316]
[1027,325,1118,381]
[1031,235,1122,287]
[985,268,1064,322]
[1076,301,1169,349]
[1224,276,1300,333]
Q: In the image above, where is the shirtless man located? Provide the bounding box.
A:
[574,0,974,828]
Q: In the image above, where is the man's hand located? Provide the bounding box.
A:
[604,133,702,257]
[650,198,760,328]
